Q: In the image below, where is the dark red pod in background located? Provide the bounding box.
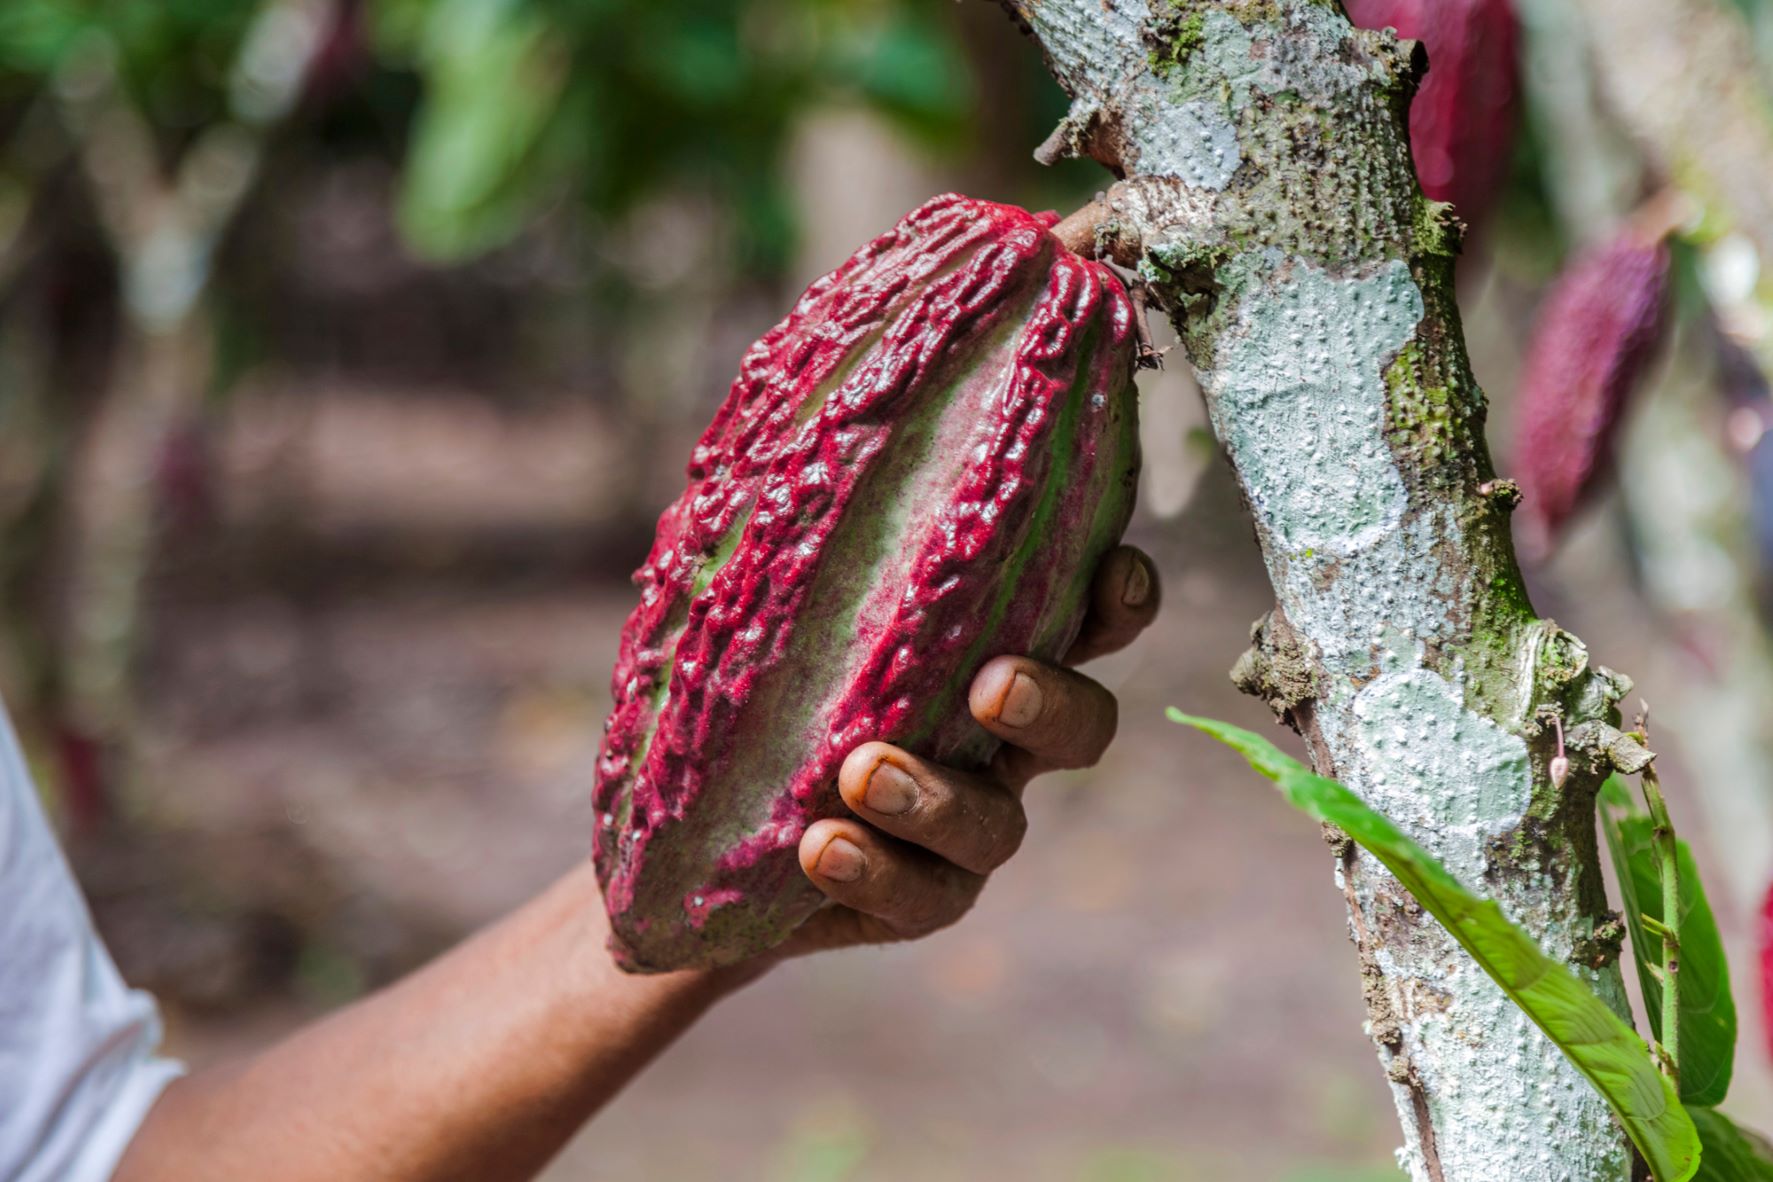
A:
[1511,229,1672,560]
[1344,0,1520,234]
[1763,879,1773,1065]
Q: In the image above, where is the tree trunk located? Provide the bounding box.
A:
[49,0,332,783]
[994,3,1637,1177]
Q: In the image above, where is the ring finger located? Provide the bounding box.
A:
[837,742,1028,875]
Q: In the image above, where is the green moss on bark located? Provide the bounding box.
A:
[1147,7,1207,77]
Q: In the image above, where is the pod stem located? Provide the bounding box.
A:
[1052,199,1110,256]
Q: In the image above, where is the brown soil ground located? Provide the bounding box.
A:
[58,380,1773,1182]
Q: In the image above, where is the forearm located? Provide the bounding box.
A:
[115,861,753,1182]
[103,559,1157,1180]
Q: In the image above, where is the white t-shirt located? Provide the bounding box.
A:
[0,704,181,1182]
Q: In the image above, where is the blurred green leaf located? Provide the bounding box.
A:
[376,0,976,269]
[1600,775,1737,1107]
[393,0,567,260]
[0,0,260,129]
[834,11,972,145]
[1691,1107,1773,1180]
[1077,1147,1192,1182]
[1280,1169,1405,1182]
[633,15,746,107]
[769,1101,872,1182]
[1169,710,1700,1182]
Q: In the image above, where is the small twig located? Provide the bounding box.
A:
[1625,187,1696,248]
[1549,713,1571,789]
[1130,283,1162,370]
[1053,196,1164,370]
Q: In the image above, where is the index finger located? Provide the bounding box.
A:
[968,655,1118,784]
[1064,545,1160,665]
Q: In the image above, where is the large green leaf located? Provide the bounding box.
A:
[1169,710,1700,1182]
[1692,1108,1773,1180]
[1600,776,1737,1106]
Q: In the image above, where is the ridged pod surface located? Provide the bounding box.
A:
[1343,0,1519,232]
[593,194,1141,972]
[1512,230,1670,558]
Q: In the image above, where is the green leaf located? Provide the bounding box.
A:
[395,0,570,261]
[1169,710,1701,1182]
[1600,776,1737,1106]
[1691,1107,1773,1180]
[833,13,973,145]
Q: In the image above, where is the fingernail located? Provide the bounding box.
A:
[863,761,918,816]
[997,672,1044,729]
[1122,556,1152,607]
[815,836,866,883]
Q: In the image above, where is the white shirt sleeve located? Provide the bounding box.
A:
[0,703,183,1182]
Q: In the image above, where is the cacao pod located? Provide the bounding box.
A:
[1343,0,1519,232]
[1512,229,1671,559]
[1749,425,1773,594]
[593,194,1141,972]
[1762,879,1773,1064]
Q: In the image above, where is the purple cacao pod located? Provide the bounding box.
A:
[1762,879,1773,1066]
[1512,230,1671,558]
[593,195,1141,971]
[1344,0,1519,232]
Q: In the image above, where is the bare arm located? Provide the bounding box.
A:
[116,862,740,1182]
[114,546,1158,1182]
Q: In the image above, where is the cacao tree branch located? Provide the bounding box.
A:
[994,3,1637,1177]
[50,0,332,760]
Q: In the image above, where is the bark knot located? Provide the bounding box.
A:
[1231,608,1320,730]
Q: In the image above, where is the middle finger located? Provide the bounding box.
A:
[838,742,1028,875]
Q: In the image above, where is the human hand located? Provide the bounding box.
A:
[780,545,1160,956]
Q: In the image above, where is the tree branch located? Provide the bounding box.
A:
[55,0,334,750]
[995,3,1637,1177]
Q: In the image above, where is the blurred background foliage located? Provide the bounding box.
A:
[377,0,977,266]
[0,0,1086,776]
[2,1,1773,1178]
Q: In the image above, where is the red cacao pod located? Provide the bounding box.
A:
[1512,230,1671,558]
[593,195,1141,971]
[1343,0,1519,232]
[1762,878,1773,1065]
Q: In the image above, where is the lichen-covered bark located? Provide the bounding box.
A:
[995,2,1638,1177]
